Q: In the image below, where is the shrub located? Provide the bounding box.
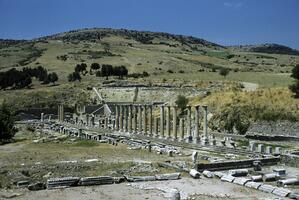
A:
[0,102,17,142]
[175,95,188,112]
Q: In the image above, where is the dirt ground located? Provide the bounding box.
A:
[0,177,284,200]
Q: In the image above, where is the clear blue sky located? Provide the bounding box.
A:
[0,0,299,49]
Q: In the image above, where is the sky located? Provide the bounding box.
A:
[0,0,299,49]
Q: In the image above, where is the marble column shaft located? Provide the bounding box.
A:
[172,106,177,140]
[160,106,164,138]
[166,106,171,138]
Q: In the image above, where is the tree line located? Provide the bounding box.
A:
[0,66,58,90]
[68,63,128,82]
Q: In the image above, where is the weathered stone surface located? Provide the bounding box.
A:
[125,175,156,182]
[78,176,114,185]
[47,177,80,189]
[288,192,299,199]
[189,169,200,179]
[155,173,181,180]
[262,173,278,182]
[28,182,46,191]
[258,184,276,193]
[277,178,299,186]
[202,170,214,178]
[17,181,30,187]
[233,178,251,186]
[244,181,262,189]
[170,188,181,200]
[228,169,248,177]
[272,187,291,197]
[214,172,225,178]
[221,175,235,183]
[251,175,263,182]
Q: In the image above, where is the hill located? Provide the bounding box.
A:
[230,43,299,55]
[0,28,298,111]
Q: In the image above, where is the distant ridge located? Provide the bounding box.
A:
[229,43,299,55]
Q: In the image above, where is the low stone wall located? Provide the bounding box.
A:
[280,154,299,167]
[248,121,299,137]
[195,157,280,172]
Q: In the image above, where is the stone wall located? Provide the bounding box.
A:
[247,121,299,137]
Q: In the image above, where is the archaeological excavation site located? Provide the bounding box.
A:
[0,84,298,200]
[1,2,299,199]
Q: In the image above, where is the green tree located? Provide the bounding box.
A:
[48,72,58,85]
[175,95,188,111]
[290,64,299,98]
[219,68,229,78]
[0,102,17,142]
[68,72,81,82]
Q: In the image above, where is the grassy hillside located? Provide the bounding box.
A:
[0,28,298,113]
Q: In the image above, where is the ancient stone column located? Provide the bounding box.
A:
[86,114,89,126]
[202,105,209,145]
[128,105,132,133]
[148,105,153,136]
[91,116,95,127]
[160,106,165,138]
[119,105,123,131]
[186,106,192,142]
[154,117,159,137]
[172,106,177,140]
[123,105,128,132]
[138,105,142,133]
[194,106,200,143]
[143,105,147,134]
[133,105,138,133]
[166,106,171,138]
[104,117,108,129]
[179,118,184,141]
[115,105,119,131]
[41,113,44,122]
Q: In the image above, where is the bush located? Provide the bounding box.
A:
[219,68,229,77]
[175,95,188,111]
[290,64,299,98]
[0,103,17,142]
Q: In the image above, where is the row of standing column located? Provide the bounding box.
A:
[112,104,209,143]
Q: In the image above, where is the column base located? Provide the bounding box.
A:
[193,137,201,144]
